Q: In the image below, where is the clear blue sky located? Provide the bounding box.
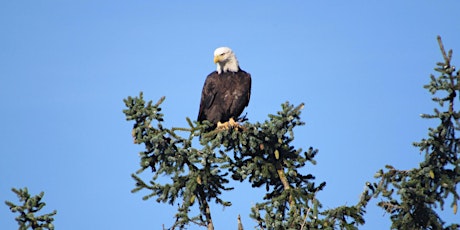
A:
[1,1,459,229]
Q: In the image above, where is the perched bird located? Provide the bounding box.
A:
[197,47,252,130]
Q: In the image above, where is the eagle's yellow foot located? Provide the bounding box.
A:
[228,117,239,128]
[216,121,228,130]
[216,118,245,131]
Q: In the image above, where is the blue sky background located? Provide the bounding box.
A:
[1,1,460,229]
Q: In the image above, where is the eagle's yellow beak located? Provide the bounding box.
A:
[213,55,220,64]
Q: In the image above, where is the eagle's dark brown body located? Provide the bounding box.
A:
[197,69,251,126]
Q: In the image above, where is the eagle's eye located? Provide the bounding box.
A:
[220,53,225,56]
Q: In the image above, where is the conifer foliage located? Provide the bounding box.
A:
[6,37,458,230]
[368,36,460,229]
[5,187,57,230]
[122,36,460,229]
[123,96,365,229]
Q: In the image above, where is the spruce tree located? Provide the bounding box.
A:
[367,36,460,229]
[123,98,365,229]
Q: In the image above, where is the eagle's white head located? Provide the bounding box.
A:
[213,47,239,74]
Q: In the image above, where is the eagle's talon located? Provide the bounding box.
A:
[216,118,245,131]
[216,121,229,130]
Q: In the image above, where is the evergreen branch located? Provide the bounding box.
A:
[275,157,294,207]
[237,214,244,230]
[370,36,460,229]
[300,186,320,230]
[123,95,236,230]
[438,35,451,65]
[5,187,57,230]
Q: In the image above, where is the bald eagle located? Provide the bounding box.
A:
[197,47,251,130]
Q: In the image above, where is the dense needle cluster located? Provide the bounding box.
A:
[5,188,57,230]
